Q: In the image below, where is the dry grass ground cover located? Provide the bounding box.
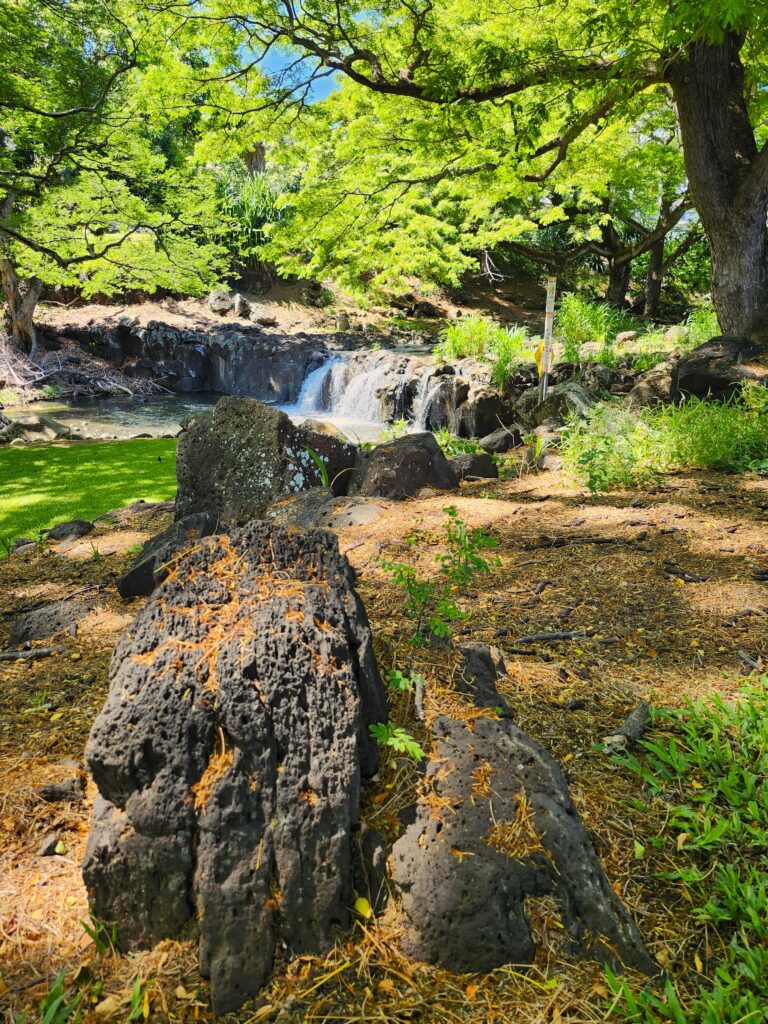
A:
[0,468,767,1023]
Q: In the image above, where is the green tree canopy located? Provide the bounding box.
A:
[0,0,225,355]
[194,0,768,340]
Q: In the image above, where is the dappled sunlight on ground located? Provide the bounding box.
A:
[0,468,766,1022]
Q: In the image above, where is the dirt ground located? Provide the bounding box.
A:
[35,275,548,343]
[1,467,767,1023]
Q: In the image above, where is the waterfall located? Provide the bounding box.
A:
[412,368,435,428]
[295,358,343,414]
[333,357,391,422]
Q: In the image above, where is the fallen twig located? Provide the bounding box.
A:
[515,629,592,643]
[603,701,651,751]
[0,647,61,661]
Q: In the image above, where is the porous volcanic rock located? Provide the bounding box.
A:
[116,513,223,599]
[175,398,358,526]
[674,336,768,398]
[83,522,388,1014]
[11,596,97,644]
[391,714,654,976]
[350,432,458,500]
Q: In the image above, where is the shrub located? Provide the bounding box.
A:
[435,315,510,360]
[215,163,284,270]
[561,385,768,493]
[491,326,529,387]
[432,428,482,456]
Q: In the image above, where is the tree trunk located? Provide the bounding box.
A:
[606,258,630,308]
[0,259,43,359]
[644,238,665,318]
[668,34,768,342]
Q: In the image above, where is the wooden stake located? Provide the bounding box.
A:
[538,277,557,402]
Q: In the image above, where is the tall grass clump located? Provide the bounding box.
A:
[562,384,768,493]
[605,676,768,1024]
[555,293,637,363]
[216,163,284,269]
[435,316,532,387]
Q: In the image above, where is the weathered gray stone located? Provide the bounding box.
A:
[38,776,85,803]
[350,433,458,500]
[175,398,358,527]
[674,336,768,398]
[615,330,638,346]
[391,716,654,976]
[233,293,251,318]
[116,513,222,599]
[84,524,387,1014]
[454,642,510,714]
[11,597,97,644]
[46,519,94,541]
[450,452,498,481]
[208,290,234,315]
[267,488,335,530]
[478,426,523,454]
[664,324,689,347]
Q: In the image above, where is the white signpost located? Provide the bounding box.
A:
[538,276,557,402]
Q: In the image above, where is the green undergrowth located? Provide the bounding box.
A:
[555,295,719,369]
[435,315,538,386]
[606,676,768,1023]
[0,439,178,549]
[561,384,768,493]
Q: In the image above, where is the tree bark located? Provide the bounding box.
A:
[644,237,665,318]
[606,258,630,307]
[668,34,768,342]
[0,259,43,359]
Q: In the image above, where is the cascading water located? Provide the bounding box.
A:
[333,357,392,422]
[411,368,433,428]
[294,358,351,415]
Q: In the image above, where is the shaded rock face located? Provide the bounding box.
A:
[62,320,328,401]
[450,452,498,481]
[391,714,654,976]
[516,381,597,427]
[351,432,458,500]
[674,336,768,398]
[83,523,388,1014]
[175,398,358,527]
[626,363,676,410]
[478,425,523,454]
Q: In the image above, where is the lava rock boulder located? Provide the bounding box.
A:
[116,513,223,598]
[175,398,358,526]
[391,715,654,976]
[83,522,388,1014]
[674,336,768,398]
[350,432,458,500]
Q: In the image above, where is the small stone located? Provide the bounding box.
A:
[38,777,85,803]
[45,519,94,542]
[39,835,60,857]
[208,290,235,315]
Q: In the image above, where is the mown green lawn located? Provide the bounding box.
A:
[0,439,178,547]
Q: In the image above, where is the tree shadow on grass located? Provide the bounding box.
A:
[0,439,178,543]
